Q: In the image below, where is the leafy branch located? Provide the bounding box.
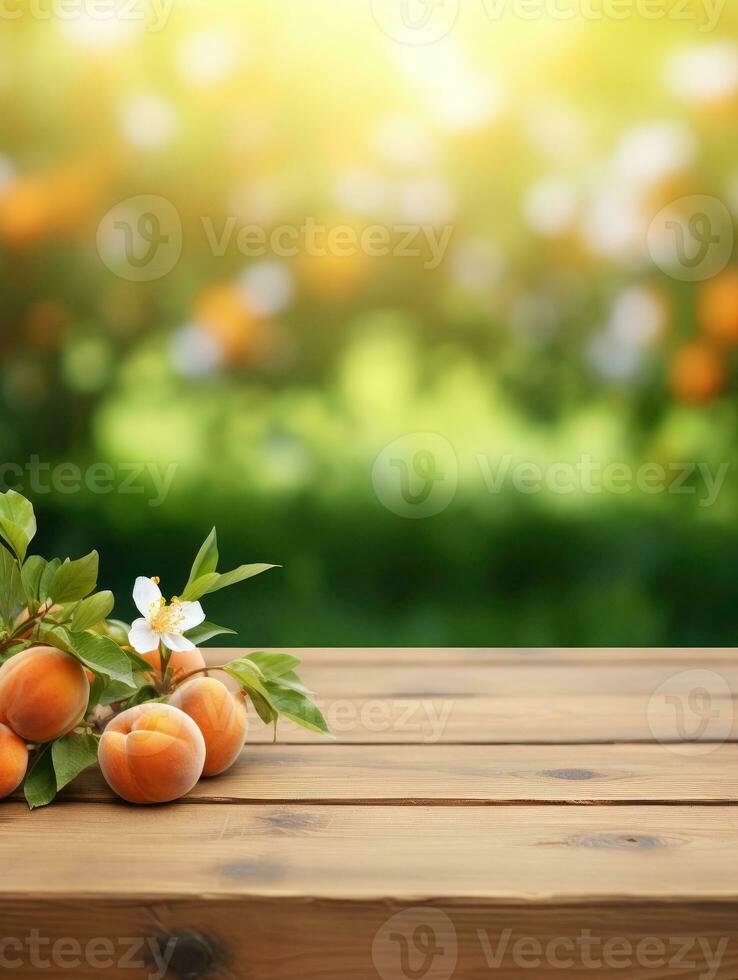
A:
[173,650,331,738]
[0,495,331,810]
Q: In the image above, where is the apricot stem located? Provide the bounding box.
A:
[158,641,174,693]
[172,664,222,689]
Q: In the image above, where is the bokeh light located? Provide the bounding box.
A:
[4,0,738,645]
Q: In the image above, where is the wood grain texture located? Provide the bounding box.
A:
[232,694,738,744]
[2,803,738,901]
[0,899,736,979]
[4,648,738,979]
[205,647,738,667]
[196,652,738,744]
[203,651,738,745]
[52,744,738,804]
[262,663,738,697]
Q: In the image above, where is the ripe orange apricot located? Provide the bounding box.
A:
[98,703,205,804]
[0,723,28,799]
[139,648,206,683]
[170,677,248,777]
[0,646,89,743]
[669,342,725,404]
[698,268,738,346]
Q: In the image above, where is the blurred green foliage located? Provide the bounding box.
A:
[2,1,738,644]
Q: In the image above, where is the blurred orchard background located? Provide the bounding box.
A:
[3,0,738,645]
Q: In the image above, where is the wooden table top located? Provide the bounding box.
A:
[3,648,738,979]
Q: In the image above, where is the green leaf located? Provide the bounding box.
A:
[101,679,146,706]
[182,563,277,601]
[125,648,159,673]
[107,619,132,646]
[39,625,136,690]
[0,547,25,625]
[272,669,312,695]
[39,558,61,602]
[120,683,162,709]
[70,591,115,632]
[184,528,219,596]
[90,617,130,646]
[37,623,75,654]
[45,604,70,625]
[221,656,328,736]
[245,652,300,680]
[0,642,26,663]
[246,686,277,726]
[71,630,136,688]
[89,672,148,708]
[21,555,47,605]
[180,572,217,600]
[85,673,106,712]
[0,490,36,562]
[50,551,99,603]
[211,563,278,592]
[185,621,236,645]
[24,748,57,809]
[52,733,99,792]
[222,656,264,683]
[222,660,278,721]
[263,682,332,737]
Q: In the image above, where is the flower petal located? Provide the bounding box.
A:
[129,618,159,654]
[178,600,205,631]
[162,632,196,653]
[133,576,162,617]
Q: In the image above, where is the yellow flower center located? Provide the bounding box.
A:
[149,597,186,635]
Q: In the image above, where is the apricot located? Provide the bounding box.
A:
[139,647,206,683]
[0,646,89,743]
[98,703,205,804]
[0,723,28,799]
[170,677,248,777]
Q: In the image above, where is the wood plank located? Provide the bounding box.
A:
[235,694,738,744]
[203,648,738,697]
[237,663,738,697]
[0,898,736,979]
[196,653,738,744]
[4,643,738,978]
[54,744,738,805]
[206,647,738,667]
[5,647,736,978]
[2,804,738,901]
